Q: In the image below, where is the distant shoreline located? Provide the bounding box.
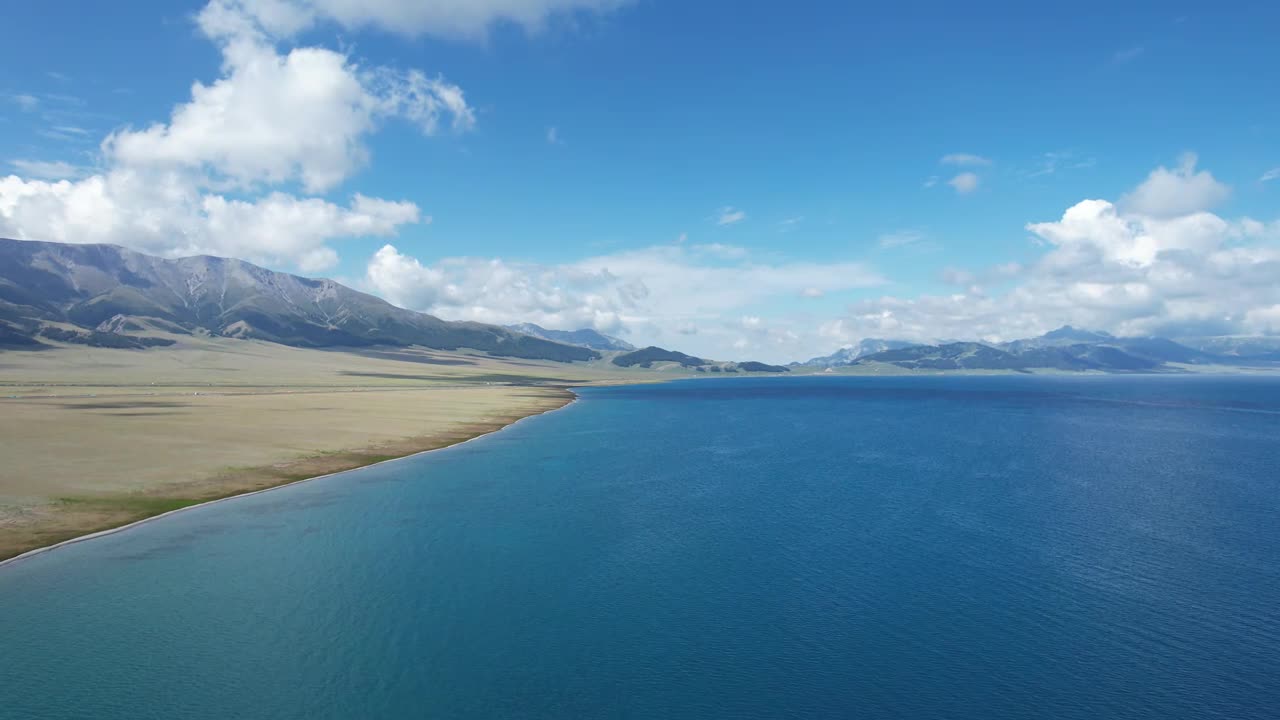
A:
[0,388,580,570]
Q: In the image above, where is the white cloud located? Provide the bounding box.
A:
[1028,151,1095,178]
[7,160,87,181]
[715,206,746,225]
[546,126,561,144]
[1261,168,1280,183]
[1120,152,1229,218]
[0,0,459,270]
[364,243,884,360]
[11,94,39,112]
[822,162,1280,348]
[39,126,95,143]
[940,153,991,166]
[922,175,939,189]
[693,242,748,259]
[0,171,418,272]
[202,0,631,40]
[878,230,926,249]
[948,172,980,194]
[107,19,473,193]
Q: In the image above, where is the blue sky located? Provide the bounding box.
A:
[2,1,1279,362]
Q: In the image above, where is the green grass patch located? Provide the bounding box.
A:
[58,494,206,515]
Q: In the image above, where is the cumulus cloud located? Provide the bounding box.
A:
[821,163,1280,348]
[0,171,418,271]
[0,0,462,270]
[940,153,991,166]
[365,243,884,359]
[201,0,631,40]
[109,11,472,193]
[716,206,746,226]
[1119,152,1229,218]
[365,157,1280,361]
[948,172,980,194]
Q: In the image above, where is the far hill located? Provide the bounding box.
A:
[507,322,634,351]
[0,238,597,362]
[736,361,789,373]
[804,326,1270,373]
[1002,325,1115,353]
[797,339,915,367]
[1176,335,1280,361]
[859,342,1030,371]
[612,346,790,373]
[611,346,708,368]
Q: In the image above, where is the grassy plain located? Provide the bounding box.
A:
[0,336,645,561]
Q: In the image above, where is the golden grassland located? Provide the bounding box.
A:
[0,336,652,562]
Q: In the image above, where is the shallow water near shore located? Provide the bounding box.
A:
[3,375,1280,719]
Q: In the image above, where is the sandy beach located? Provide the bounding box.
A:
[0,337,637,561]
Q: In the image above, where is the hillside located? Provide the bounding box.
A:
[611,346,709,368]
[0,238,597,362]
[507,322,634,351]
[797,339,916,367]
[805,326,1276,373]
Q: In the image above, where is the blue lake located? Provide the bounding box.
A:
[2,376,1279,719]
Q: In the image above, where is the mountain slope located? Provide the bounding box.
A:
[1176,336,1280,361]
[841,328,1229,372]
[506,322,634,351]
[611,346,708,368]
[797,339,915,367]
[858,342,1028,370]
[0,238,598,362]
[853,341,1167,371]
[1002,325,1114,353]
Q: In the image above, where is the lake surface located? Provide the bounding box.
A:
[3,376,1280,719]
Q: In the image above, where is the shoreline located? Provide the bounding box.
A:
[0,387,581,571]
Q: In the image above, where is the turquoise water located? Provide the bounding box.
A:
[3,376,1280,719]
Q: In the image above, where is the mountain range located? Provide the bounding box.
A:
[0,238,596,362]
[506,322,634,352]
[800,326,1279,373]
[5,238,1276,375]
[799,339,917,367]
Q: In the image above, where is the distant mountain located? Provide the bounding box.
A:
[735,361,790,373]
[1040,325,1114,343]
[507,322,634,351]
[858,342,1030,371]
[1003,325,1114,352]
[0,238,598,362]
[1177,336,1280,361]
[798,339,915,367]
[611,346,708,368]
[611,346,790,373]
[835,326,1253,373]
